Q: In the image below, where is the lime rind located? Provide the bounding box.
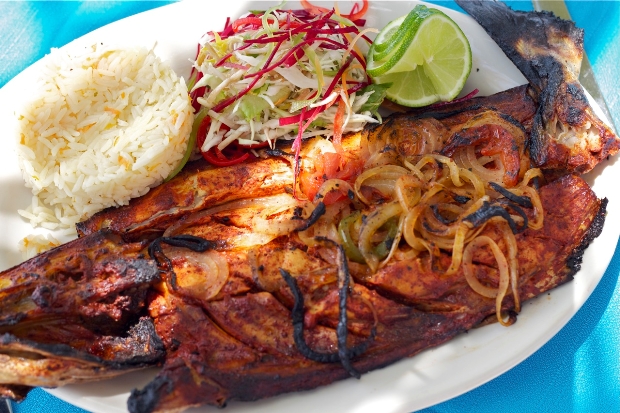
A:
[367,6,439,77]
[371,16,405,56]
[373,5,436,54]
[371,5,427,60]
[366,25,416,77]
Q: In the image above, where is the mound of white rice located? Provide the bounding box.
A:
[16,43,193,232]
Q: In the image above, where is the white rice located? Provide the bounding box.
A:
[16,43,194,232]
[18,233,61,260]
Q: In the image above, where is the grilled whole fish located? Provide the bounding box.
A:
[0,104,607,412]
[455,0,620,174]
[0,173,606,411]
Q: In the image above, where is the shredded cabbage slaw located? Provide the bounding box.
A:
[187,1,381,167]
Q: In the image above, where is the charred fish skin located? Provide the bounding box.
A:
[455,0,584,88]
[127,268,487,412]
[0,231,158,337]
[455,0,620,174]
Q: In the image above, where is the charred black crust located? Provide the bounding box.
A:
[0,313,26,327]
[499,113,527,133]
[264,148,293,158]
[279,238,375,378]
[128,375,171,413]
[440,132,470,156]
[148,235,217,289]
[566,83,588,104]
[115,259,161,284]
[529,111,548,166]
[279,268,340,364]
[30,285,53,308]
[528,59,564,166]
[463,201,523,234]
[489,182,533,208]
[364,121,384,133]
[566,198,608,275]
[452,194,471,204]
[403,104,485,123]
[454,0,602,172]
[99,317,166,367]
[294,202,326,232]
[430,205,457,225]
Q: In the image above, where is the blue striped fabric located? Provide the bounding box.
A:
[1,2,619,413]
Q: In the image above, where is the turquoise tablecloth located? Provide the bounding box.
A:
[1,1,619,412]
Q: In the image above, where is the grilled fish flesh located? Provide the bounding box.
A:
[455,0,620,174]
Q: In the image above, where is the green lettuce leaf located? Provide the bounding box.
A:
[359,83,392,120]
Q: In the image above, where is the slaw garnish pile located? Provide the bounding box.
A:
[186,0,385,172]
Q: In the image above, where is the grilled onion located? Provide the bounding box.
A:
[462,236,511,326]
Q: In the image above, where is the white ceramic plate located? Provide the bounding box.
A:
[0,1,618,413]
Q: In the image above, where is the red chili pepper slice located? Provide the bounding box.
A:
[203,146,250,167]
[196,116,255,167]
[196,115,212,149]
[232,17,263,32]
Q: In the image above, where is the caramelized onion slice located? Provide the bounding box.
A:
[354,165,409,205]
[166,248,229,301]
[462,236,511,326]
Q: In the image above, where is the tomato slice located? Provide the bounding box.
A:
[299,151,365,203]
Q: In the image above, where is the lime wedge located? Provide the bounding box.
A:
[367,5,472,107]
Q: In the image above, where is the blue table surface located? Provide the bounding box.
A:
[1,1,619,413]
